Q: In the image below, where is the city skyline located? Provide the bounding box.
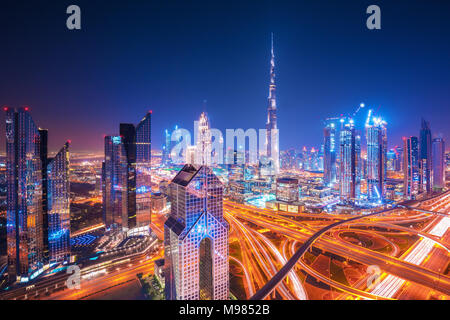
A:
[0,0,449,303]
[1,1,450,153]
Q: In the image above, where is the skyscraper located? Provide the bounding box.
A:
[419,118,433,194]
[339,121,359,202]
[265,33,279,175]
[164,164,229,300]
[103,135,128,231]
[404,136,420,199]
[120,123,137,231]
[366,113,387,202]
[432,137,445,191]
[323,123,337,186]
[5,107,44,282]
[196,112,212,166]
[47,142,71,265]
[5,107,70,282]
[135,112,152,233]
[102,111,152,235]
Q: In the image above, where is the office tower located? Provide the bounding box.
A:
[366,113,387,202]
[120,123,137,231]
[135,112,152,232]
[196,112,212,166]
[324,123,337,186]
[318,144,324,171]
[5,107,44,281]
[103,112,152,235]
[419,119,433,194]
[162,129,170,165]
[265,33,279,174]
[387,149,396,171]
[4,107,71,282]
[404,137,420,199]
[339,122,358,202]
[226,149,245,181]
[39,129,49,265]
[432,137,445,190]
[355,134,362,199]
[164,164,229,300]
[103,135,128,231]
[301,147,309,171]
[394,146,403,172]
[162,125,178,166]
[310,147,318,171]
[47,142,70,265]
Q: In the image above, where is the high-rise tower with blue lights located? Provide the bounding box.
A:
[47,142,71,265]
[419,118,432,194]
[404,136,420,199]
[164,164,229,300]
[339,121,360,202]
[102,111,152,235]
[323,123,337,186]
[265,33,279,175]
[365,112,387,202]
[4,107,70,282]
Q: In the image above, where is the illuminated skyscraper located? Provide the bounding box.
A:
[135,112,152,233]
[102,112,152,235]
[365,113,387,202]
[103,135,128,231]
[265,33,279,174]
[419,118,432,194]
[432,137,445,191]
[120,123,137,231]
[196,112,212,166]
[164,164,229,300]
[163,125,178,166]
[47,142,71,265]
[404,136,420,199]
[339,122,359,202]
[5,107,44,282]
[323,123,337,186]
[5,107,70,282]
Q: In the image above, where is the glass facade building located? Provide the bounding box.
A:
[47,142,71,265]
[102,112,152,235]
[339,123,359,202]
[366,115,387,202]
[5,107,70,282]
[103,135,128,231]
[404,136,420,199]
[419,119,432,194]
[5,107,44,281]
[135,112,152,232]
[323,123,337,186]
[164,164,229,300]
[432,137,445,190]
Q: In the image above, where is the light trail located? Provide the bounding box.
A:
[371,216,450,298]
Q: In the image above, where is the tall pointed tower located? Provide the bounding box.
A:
[265,33,279,174]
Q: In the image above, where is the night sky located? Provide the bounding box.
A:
[1,0,449,153]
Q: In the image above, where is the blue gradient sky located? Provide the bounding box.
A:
[0,0,449,152]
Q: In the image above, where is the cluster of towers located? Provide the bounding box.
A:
[403,119,445,199]
[102,112,152,235]
[4,107,70,282]
[323,110,387,204]
[324,110,446,204]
